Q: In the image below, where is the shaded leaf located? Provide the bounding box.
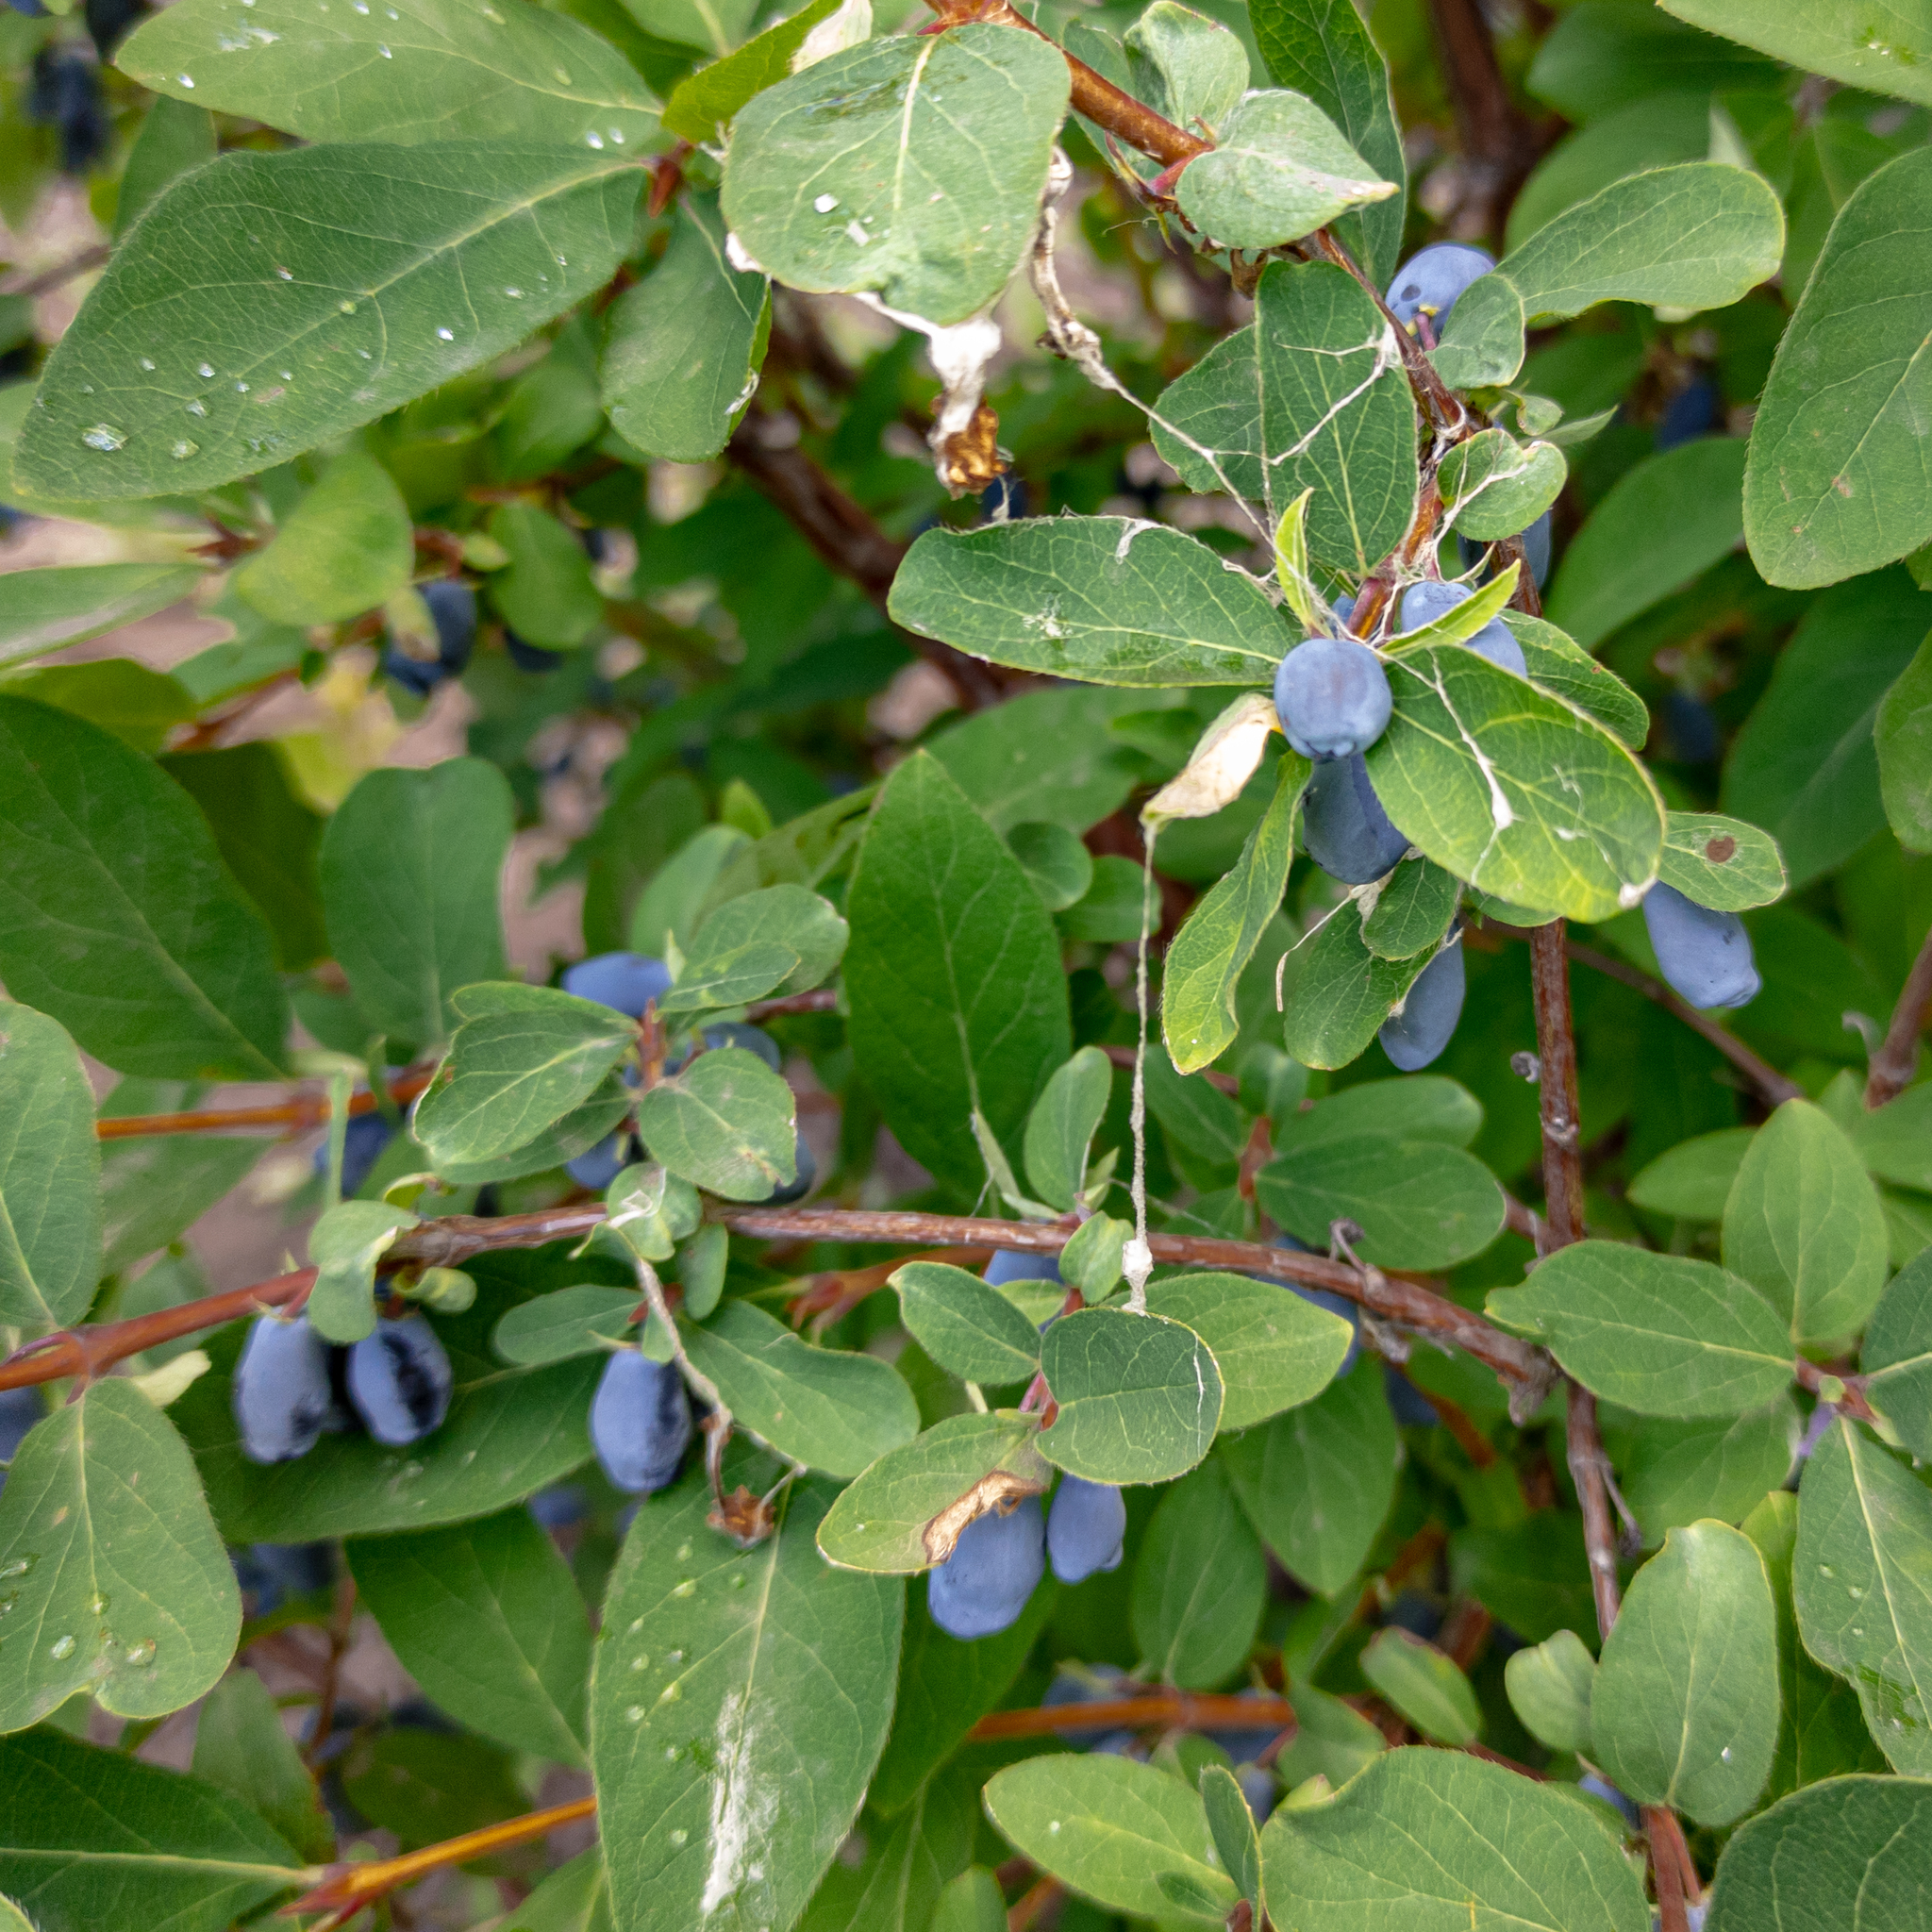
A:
[0,1003,101,1331]
[1132,1458,1267,1687]
[1359,1628,1481,1744]
[0,563,205,668]
[191,1669,333,1865]
[893,1263,1042,1386]
[1037,1308,1224,1485]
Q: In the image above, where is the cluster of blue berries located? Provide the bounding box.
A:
[233,1310,452,1462]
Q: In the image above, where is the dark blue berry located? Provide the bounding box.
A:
[763,1130,816,1205]
[1387,243,1494,332]
[344,1315,454,1447]
[1377,941,1465,1071]
[233,1315,340,1463]
[1302,754,1409,885]
[565,1133,628,1192]
[1207,1687,1290,1764]
[1047,1474,1125,1584]
[980,474,1028,523]
[1384,1362,1441,1426]
[590,1350,691,1494]
[1274,635,1392,761]
[1656,373,1720,453]
[382,579,475,695]
[85,0,146,58]
[927,1496,1045,1640]
[1398,580,1525,676]
[1641,883,1759,1009]
[562,951,673,1018]
[505,628,562,674]
[1458,508,1552,591]
[311,1111,393,1196]
[984,1250,1062,1289]
[27,52,109,175]
[1661,691,1720,765]
[0,1387,41,1499]
[526,1484,588,1528]
[701,1022,782,1072]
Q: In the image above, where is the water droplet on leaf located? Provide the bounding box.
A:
[81,425,126,452]
[49,1634,75,1659]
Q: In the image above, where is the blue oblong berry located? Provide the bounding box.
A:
[1302,754,1409,885]
[763,1130,817,1206]
[565,1132,628,1192]
[562,951,673,1018]
[590,1349,692,1494]
[233,1315,340,1463]
[984,1250,1062,1289]
[1047,1475,1125,1584]
[344,1315,454,1447]
[927,1496,1045,1641]
[1274,635,1392,761]
[1386,243,1494,331]
[1398,579,1525,676]
[1378,941,1465,1072]
[1642,883,1760,1010]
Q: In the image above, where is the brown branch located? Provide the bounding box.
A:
[303,1574,358,1771]
[1424,0,1542,242]
[1867,923,1932,1108]
[1793,1355,1877,1426]
[1566,1383,1622,1641]
[1304,230,1469,435]
[1007,1875,1064,1932]
[0,242,110,299]
[1645,1805,1694,1932]
[1529,922,1586,1250]
[968,1692,1293,1741]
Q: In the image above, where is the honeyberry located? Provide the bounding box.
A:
[344,1315,454,1447]
[763,1130,816,1206]
[565,1132,629,1192]
[985,1250,1062,1289]
[1458,508,1552,591]
[85,0,146,57]
[1302,754,1409,885]
[1378,941,1465,1071]
[383,579,475,697]
[311,1111,393,1197]
[234,1541,334,1616]
[928,1496,1045,1641]
[563,951,673,1018]
[590,1349,692,1494]
[1274,635,1392,761]
[1047,1475,1125,1584]
[1386,244,1494,334]
[0,1387,40,1498]
[1656,373,1719,453]
[233,1314,341,1464]
[1641,883,1760,1010]
[1207,1686,1290,1763]
[1239,1766,1278,1823]
[27,51,109,175]
[1398,579,1526,676]
[505,628,562,675]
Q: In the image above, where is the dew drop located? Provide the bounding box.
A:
[672,1577,696,1598]
[481,4,503,19]
[503,286,524,298]
[585,131,605,148]
[185,399,208,417]
[631,1654,650,1670]
[88,1593,109,1616]
[0,1593,17,1616]
[280,369,292,379]
[49,1634,75,1659]
[553,64,572,82]
[813,193,838,213]
[436,326,454,341]
[626,1616,645,1635]
[1048,1821,1060,1835]
[1849,1585,1865,1600]
[171,439,200,461]
[1720,1746,1732,1761]
[234,380,249,392]
[0,1557,37,1580]
[81,425,126,452]
[197,361,215,377]
[676,1544,691,1561]
[138,356,156,371]
[378,43,391,55]
[1853,1625,1866,1637]
[275,266,293,280]
[1819,1564,1835,1577]
[178,72,195,85]
[658,1681,680,1704]
[729,1573,747,1590]
[122,1637,156,1666]
[609,127,625,143]
[625,1705,645,1723]
[670,1828,689,1846]
[340,299,358,314]
[666,1649,684,1663]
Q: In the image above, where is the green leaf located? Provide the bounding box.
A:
[683,1299,918,1478]
[1705,1774,1932,1932]
[0,1003,100,1332]
[0,563,205,668]
[1125,3,1245,139]
[720,23,1069,326]
[1451,1515,1596,1644]
[1877,636,1932,852]
[889,518,1289,688]
[1036,1307,1224,1485]
[10,659,199,756]
[1259,1746,1649,1931]
[1277,904,1433,1071]
[232,452,412,625]
[0,1730,305,1932]
[1220,1357,1398,1595]
[931,1868,1006,1932]
[661,0,841,142]
[1153,261,1417,576]
[1745,148,1932,587]
[1131,1458,1267,1687]
[340,1725,525,1848]
[1008,822,1094,911]
[415,990,633,1168]
[1437,429,1566,542]
[0,1378,239,1733]
[1141,1272,1352,1430]
[1162,752,1307,1074]
[118,0,659,145]
[591,1458,902,1932]
[1504,1628,1596,1755]
[1792,1416,1932,1774]
[1174,88,1395,251]
[347,1506,591,1765]
[1628,1126,1757,1222]
[1358,1628,1482,1744]
[1658,811,1787,910]
[0,699,288,1081]
[1498,161,1785,324]
[1023,1047,1112,1211]
[1849,1083,1932,1194]
[1863,1250,1932,1457]
[16,143,642,501]
[504,1847,613,1932]
[492,1284,638,1366]
[1618,1399,1801,1543]
[1661,0,1932,104]
[191,1668,333,1864]
[638,1047,796,1199]
[1591,1521,1778,1824]
[1198,1762,1262,1917]
[664,884,845,1013]
[800,1760,977,1932]
[307,1199,419,1343]
[1724,1098,1890,1345]
[1274,1681,1385,1789]
[982,1754,1235,1925]
[1360,854,1460,959]
[1543,437,1749,648]
[1247,0,1406,282]
[115,96,217,242]
[892,1263,1042,1386]
[603,192,768,463]
[1367,645,1665,922]
[1428,269,1525,389]
[1488,1241,1792,1419]
[488,502,603,649]
[430,1078,632,1186]
[1503,613,1650,750]
[843,751,1071,1194]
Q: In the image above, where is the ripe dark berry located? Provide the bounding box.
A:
[763,1130,816,1205]
[505,628,562,674]
[928,1496,1045,1640]
[1457,508,1552,591]
[27,52,109,175]
[344,1315,454,1447]
[383,579,475,696]
[233,1315,340,1463]
[1302,754,1409,885]
[565,1132,628,1192]
[0,1387,40,1498]
[1274,635,1392,761]
[1398,580,1526,676]
[311,1111,393,1196]
[562,951,673,1017]
[1387,244,1494,333]
[589,1349,692,1494]
[1656,373,1719,452]
[984,1250,1062,1289]
[1642,883,1760,1009]
[84,0,147,58]
[1046,1475,1125,1584]
[1378,941,1465,1071]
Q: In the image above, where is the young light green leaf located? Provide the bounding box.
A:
[1260,1747,1649,1931]
[191,1668,333,1864]
[1360,854,1459,959]
[1163,753,1307,1073]
[1877,635,1932,852]
[1591,1520,1778,1824]
[232,452,412,626]
[0,1378,240,1733]
[0,699,288,1081]
[892,1262,1042,1386]
[1724,1098,1890,1346]
[661,0,844,142]
[1132,1458,1267,1689]
[1141,1272,1352,1429]
[1792,1417,1932,1774]
[888,518,1290,688]
[1628,1126,1757,1222]
[492,1285,638,1366]
[1175,89,1395,251]
[1277,904,1432,1071]
[603,192,769,464]
[983,1754,1236,1925]
[593,1458,901,1932]
[0,1729,306,1931]
[682,1299,918,1477]
[1504,1629,1596,1755]
[1658,811,1787,910]
[16,144,641,500]
[1198,1763,1262,1918]
[0,1003,101,1332]
[1023,1047,1113,1212]
[306,1200,420,1343]
[1359,1628,1482,1744]
[1037,1308,1224,1485]
[347,1506,591,1765]
[721,24,1069,326]
[1863,1250,1932,1457]
[1436,428,1566,541]
[1153,261,1417,575]
[1427,269,1525,389]
[118,0,660,146]
[1366,645,1665,922]
[0,562,205,668]
[1499,161,1785,323]
[637,1047,796,1199]
[1488,1242,1792,1419]
[1503,613,1650,750]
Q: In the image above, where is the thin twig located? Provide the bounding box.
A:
[1529,922,1586,1250]
[0,242,110,299]
[1645,1805,1694,1932]
[968,1692,1292,1740]
[302,1574,358,1771]
[1867,924,1932,1108]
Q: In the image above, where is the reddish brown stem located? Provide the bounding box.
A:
[1793,1355,1878,1425]
[1867,924,1932,1108]
[1528,921,1586,1251]
[1007,1875,1064,1931]
[1645,1805,1693,1932]
[970,1692,1292,1741]
[1566,1382,1623,1641]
